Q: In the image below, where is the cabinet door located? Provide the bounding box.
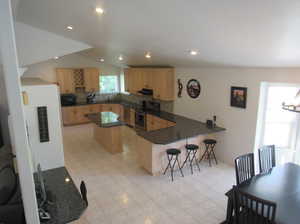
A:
[101,104,113,112]
[146,114,155,131]
[153,68,174,101]
[56,68,75,94]
[84,68,100,92]
[144,69,154,89]
[88,104,101,114]
[75,106,91,123]
[130,109,135,127]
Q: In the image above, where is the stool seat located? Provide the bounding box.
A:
[166,148,181,155]
[203,139,217,144]
[185,144,199,150]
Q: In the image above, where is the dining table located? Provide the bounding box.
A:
[224,162,300,224]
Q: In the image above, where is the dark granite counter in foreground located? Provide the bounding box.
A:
[35,167,87,224]
[136,110,226,144]
[87,111,124,127]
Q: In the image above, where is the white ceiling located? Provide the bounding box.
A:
[15,0,300,68]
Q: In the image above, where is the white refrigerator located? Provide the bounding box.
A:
[22,78,65,171]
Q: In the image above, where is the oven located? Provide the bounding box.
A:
[135,110,146,130]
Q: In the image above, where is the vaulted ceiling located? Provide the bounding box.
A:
[15,0,300,67]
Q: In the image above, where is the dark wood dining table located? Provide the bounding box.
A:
[225,163,300,224]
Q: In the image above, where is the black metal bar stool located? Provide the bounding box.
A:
[163,148,184,181]
[200,139,218,166]
[181,144,201,174]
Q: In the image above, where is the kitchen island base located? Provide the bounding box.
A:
[93,124,123,154]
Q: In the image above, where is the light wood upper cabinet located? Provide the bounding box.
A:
[124,68,174,101]
[152,68,174,101]
[56,68,100,94]
[84,68,100,92]
[56,68,75,94]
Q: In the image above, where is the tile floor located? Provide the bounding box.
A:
[64,124,235,224]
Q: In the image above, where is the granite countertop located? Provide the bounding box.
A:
[136,110,226,144]
[63,100,226,144]
[35,167,87,224]
[87,111,124,128]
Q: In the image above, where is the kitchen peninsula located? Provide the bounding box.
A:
[82,101,225,175]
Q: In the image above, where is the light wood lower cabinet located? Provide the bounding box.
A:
[62,105,91,125]
[146,114,176,131]
[61,104,124,126]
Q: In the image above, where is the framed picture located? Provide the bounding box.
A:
[230,86,247,108]
[187,79,201,98]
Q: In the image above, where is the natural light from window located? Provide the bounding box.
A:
[99,75,119,93]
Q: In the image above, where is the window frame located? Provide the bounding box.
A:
[99,74,120,94]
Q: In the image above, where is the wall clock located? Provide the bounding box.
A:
[187,79,201,98]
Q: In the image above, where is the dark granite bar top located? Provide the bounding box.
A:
[35,167,87,224]
[136,111,226,144]
[87,111,124,127]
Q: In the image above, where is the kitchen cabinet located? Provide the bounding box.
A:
[152,68,174,101]
[130,109,136,127]
[61,104,126,126]
[84,68,100,92]
[56,68,100,94]
[56,68,75,94]
[146,114,176,131]
[124,68,174,101]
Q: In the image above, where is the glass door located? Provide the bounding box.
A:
[258,84,300,165]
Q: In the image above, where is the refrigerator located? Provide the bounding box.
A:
[22,78,64,171]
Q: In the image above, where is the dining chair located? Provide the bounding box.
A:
[80,181,88,207]
[258,145,276,174]
[234,153,255,185]
[233,186,277,224]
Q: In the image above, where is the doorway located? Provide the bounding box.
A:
[256,83,300,165]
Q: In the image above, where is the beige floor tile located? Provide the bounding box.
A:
[66,124,235,224]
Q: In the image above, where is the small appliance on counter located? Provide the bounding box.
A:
[86,93,96,104]
[206,115,217,128]
[61,94,77,106]
[138,88,153,96]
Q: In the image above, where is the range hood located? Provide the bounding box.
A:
[282,90,300,113]
[138,88,153,96]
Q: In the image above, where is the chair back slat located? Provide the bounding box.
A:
[235,153,255,185]
[259,145,276,173]
[233,186,277,224]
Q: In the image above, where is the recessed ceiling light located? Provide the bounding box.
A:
[145,52,151,59]
[189,50,198,55]
[118,55,123,61]
[67,26,73,30]
[95,7,104,14]
[54,56,59,60]
[99,58,105,62]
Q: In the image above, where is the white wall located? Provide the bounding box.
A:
[22,53,122,82]
[174,67,300,165]
[15,22,91,67]
[0,65,11,148]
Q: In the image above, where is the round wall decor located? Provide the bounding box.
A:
[186,79,201,98]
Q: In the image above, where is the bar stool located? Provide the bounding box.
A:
[181,144,201,174]
[200,139,218,166]
[163,148,184,181]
